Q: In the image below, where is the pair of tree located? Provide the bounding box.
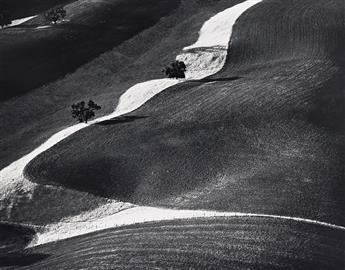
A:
[70,61,187,122]
[71,100,101,123]
[44,6,66,24]
[163,60,187,79]
[0,3,11,28]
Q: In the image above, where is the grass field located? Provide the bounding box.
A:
[25,0,345,225]
[3,217,344,269]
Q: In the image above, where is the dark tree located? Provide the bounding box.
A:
[44,6,66,24]
[0,3,11,28]
[163,60,187,79]
[71,100,101,123]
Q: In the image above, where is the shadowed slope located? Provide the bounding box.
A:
[0,222,36,254]
[26,0,345,225]
[0,0,180,100]
[0,222,46,269]
[0,0,72,19]
[16,217,345,269]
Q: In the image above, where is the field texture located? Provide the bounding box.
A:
[3,217,345,269]
[25,0,345,225]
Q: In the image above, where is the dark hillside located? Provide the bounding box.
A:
[0,222,36,254]
[0,222,43,269]
[26,0,345,225]
[0,0,71,19]
[15,217,345,269]
[0,0,180,100]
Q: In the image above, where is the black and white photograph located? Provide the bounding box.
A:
[0,0,344,269]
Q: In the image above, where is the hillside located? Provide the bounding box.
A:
[25,0,345,226]
[0,0,244,225]
[0,0,240,169]
[6,217,345,269]
[0,0,180,100]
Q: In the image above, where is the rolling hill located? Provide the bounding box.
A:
[4,217,345,269]
[25,0,345,225]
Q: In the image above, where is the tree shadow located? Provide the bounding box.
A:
[0,252,50,267]
[96,115,148,126]
[189,76,241,83]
